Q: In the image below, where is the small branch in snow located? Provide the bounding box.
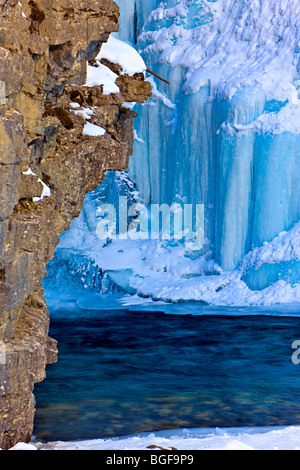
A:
[146,68,170,85]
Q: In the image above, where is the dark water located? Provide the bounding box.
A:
[33,308,300,442]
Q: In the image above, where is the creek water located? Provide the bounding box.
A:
[33,305,300,442]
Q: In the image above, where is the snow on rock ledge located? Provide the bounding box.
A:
[98,35,147,76]
[86,35,147,94]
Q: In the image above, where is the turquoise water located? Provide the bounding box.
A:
[33,304,300,442]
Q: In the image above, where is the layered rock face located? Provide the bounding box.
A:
[0,0,151,449]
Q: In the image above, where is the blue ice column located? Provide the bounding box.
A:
[129,63,186,205]
[214,87,266,270]
[115,0,164,43]
[252,132,300,246]
[131,74,273,271]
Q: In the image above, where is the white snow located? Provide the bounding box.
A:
[18,1,27,18]
[58,210,299,307]
[83,122,106,137]
[22,168,36,176]
[139,0,300,134]
[5,425,300,450]
[253,102,300,135]
[241,222,300,269]
[69,104,106,137]
[85,35,147,95]
[85,62,120,95]
[8,442,37,451]
[218,102,300,136]
[70,102,80,109]
[123,102,136,109]
[70,106,94,119]
[98,35,147,77]
[22,168,51,202]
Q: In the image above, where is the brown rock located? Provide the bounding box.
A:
[0,0,151,449]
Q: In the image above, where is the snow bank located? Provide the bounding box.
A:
[7,443,37,451]
[98,35,147,76]
[8,425,300,450]
[140,0,300,107]
[55,203,299,307]
[242,222,300,269]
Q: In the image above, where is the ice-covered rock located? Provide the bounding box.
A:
[46,0,300,306]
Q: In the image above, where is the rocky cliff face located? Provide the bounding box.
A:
[0,0,151,449]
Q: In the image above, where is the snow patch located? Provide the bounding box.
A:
[98,35,147,76]
[85,35,147,95]
[85,62,120,95]
[22,168,51,202]
[83,122,106,137]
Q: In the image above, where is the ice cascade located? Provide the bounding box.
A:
[44,0,300,307]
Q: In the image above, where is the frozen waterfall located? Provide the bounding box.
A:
[44,0,300,308]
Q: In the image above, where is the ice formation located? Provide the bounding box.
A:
[45,0,300,309]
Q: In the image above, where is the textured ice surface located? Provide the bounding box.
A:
[45,0,300,307]
[129,0,300,270]
[44,176,300,307]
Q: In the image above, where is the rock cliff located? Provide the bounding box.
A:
[0,0,151,449]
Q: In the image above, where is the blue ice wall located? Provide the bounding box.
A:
[130,79,300,270]
[116,0,180,43]
[121,0,300,271]
[44,0,300,302]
